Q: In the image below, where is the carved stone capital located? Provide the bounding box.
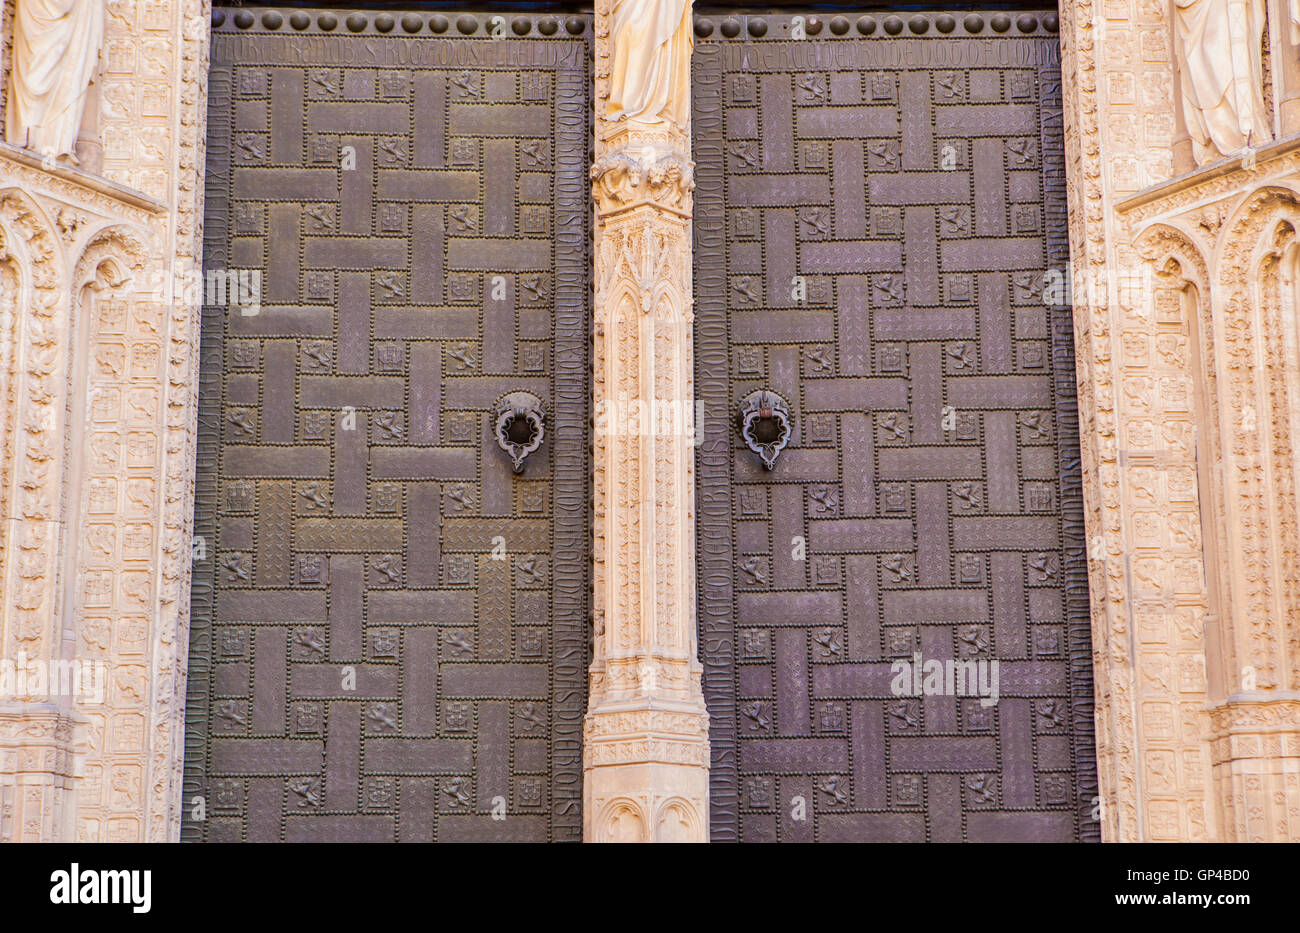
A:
[591,147,694,218]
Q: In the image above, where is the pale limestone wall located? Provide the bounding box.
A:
[1059,0,1214,842]
[0,0,1297,843]
[0,0,207,842]
[1063,0,1300,840]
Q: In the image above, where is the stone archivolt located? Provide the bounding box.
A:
[1122,153,1300,839]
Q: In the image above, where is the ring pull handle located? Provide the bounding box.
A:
[739,389,792,471]
[494,391,545,474]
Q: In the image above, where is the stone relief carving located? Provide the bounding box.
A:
[1173,0,1271,163]
[5,0,105,165]
[0,189,65,656]
[1055,0,1300,841]
[1123,158,1300,839]
[0,0,205,842]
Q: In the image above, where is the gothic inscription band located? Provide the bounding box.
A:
[693,11,1099,842]
[184,9,590,842]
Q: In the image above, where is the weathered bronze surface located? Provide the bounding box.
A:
[184,8,590,842]
[693,11,1099,842]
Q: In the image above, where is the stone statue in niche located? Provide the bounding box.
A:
[5,0,105,169]
[607,0,692,130]
[1174,0,1271,163]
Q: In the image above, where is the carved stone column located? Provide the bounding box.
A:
[584,0,709,842]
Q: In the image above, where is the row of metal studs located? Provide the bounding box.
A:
[694,12,1060,38]
[212,8,588,36]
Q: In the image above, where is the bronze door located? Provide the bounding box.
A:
[693,10,1099,841]
[183,8,590,842]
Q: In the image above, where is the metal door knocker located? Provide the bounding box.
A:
[739,389,792,470]
[495,391,545,474]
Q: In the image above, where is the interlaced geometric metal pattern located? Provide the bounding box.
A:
[184,8,590,842]
[693,10,1099,842]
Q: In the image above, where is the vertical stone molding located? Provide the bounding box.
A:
[585,0,709,841]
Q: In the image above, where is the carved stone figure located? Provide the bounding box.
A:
[1174,0,1271,163]
[5,0,105,163]
[606,0,692,129]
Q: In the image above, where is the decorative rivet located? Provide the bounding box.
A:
[1043,13,1060,32]
[512,17,531,36]
[211,9,225,27]
[964,14,984,33]
[936,14,956,33]
[538,17,558,36]
[233,10,254,29]
[829,16,850,35]
[457,15,477,34]
[375,14,395,33]
[345,13,367,32]
[261,11,282,29]
[908,15,928,34]
[1017,14,1038,33]
[565,16,585,35]
[290,11,310,30]
[991,13,1012,32]
[748,18,767,37]
[695,17,714,38]
[883,15,904,35]
[857,16,876,35]
[318,13,337,31]
[805,17,822,35]
[721,18,741,38]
